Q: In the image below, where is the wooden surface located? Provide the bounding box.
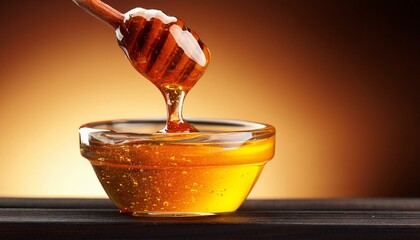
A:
[1,198,420,239]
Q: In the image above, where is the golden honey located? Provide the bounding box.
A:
[74,1,276,216]
[80,119,275,215]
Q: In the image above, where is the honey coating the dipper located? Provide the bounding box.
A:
[73,0,210,132]
[117,8,210,92]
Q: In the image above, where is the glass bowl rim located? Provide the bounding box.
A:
[80,117,274,133]
[79,118,275,144]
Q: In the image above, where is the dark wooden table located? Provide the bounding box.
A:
[1,198,420,239]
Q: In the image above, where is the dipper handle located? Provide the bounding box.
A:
[73,0,124,29]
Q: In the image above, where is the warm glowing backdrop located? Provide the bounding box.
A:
[0,0,418,198]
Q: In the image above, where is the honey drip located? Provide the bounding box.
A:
[73,0,210,132]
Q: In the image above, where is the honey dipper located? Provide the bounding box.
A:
[73,0,211,132]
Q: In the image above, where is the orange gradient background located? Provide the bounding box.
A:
[0,0,418,198]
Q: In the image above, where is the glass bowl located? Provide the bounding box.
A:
[79,118,275,217]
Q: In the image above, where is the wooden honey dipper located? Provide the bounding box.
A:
[73,0,211,132]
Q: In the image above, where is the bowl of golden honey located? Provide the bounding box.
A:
[79,118,275,217]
